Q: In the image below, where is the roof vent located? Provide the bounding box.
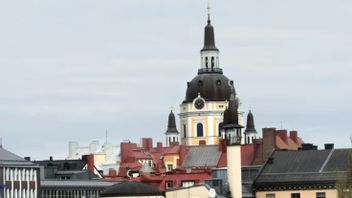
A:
[301,143,317,150]
[324,143,334,150]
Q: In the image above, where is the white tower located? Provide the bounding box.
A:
[165,110,179,146]
[221,88,243,198]
[244,110,258,144]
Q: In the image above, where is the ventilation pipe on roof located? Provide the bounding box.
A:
[324,143,334,150]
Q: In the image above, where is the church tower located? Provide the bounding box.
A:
[244,110,257,144]
[179,6,244,146]
[165,110,179,146]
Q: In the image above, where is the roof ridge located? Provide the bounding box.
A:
[319,149,335,173]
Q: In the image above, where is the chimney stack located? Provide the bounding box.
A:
[324,143,334,150]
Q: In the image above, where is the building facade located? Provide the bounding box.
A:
[0,146,40,198]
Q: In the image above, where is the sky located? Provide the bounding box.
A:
[0,0,351,160]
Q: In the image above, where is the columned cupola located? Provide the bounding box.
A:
[199,4,221,74]
[165,110,179,146]
[244,110,257,144]
[179,4,244,146]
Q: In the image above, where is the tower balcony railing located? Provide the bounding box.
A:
[198,68,223,74]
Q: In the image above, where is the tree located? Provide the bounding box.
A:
[336,150,352,198]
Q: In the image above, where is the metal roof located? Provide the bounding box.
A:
[0,147,35,166]
[254,149,351,188]
[182,146,221,168]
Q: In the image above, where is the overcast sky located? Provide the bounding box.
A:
[0,0,351,160]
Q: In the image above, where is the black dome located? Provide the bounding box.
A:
[184,72,233,103]
[100,181,163,197]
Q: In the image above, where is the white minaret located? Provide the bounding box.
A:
[221,88,243,198]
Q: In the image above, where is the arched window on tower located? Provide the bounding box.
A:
[183,125,187,138]
[247,136,250,144]
[197,123,203,137]
[211,56,215,69]
[205,57,208,68]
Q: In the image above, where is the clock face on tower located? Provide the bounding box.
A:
[194,98,205,109]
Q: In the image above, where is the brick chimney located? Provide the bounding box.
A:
[141,138,153,151]
[156,142,163,152]
[87,154,95,173]
[276,130,288,143]
[289,131,298,143]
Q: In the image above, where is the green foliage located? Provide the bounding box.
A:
[336,151,352,198]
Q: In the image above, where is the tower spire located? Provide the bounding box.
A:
[200,1,220,73]
[207,0,211,23]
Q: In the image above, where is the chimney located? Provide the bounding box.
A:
[141,138,153,151]
[276,130,287,143]
[156,142,163,152]
[49,156,53,161]
[87,154,95,173]
[24,157,31,161]
[219,139,227,153]
[324,143,334,150]
[108,168,117,177]
[289,131,298,143]
[301,143,317,150]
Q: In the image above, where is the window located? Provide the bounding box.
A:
[316,192,326,198]
[247,136,250,144]
[205,57,208,68]
[266,194,275,198]
[173,137,176,142]
[167,164,173,171]
[291,193,300,198]
[182,181,195,187]
[211,56,215,68]
[183,125,187,138]
[197,123,203,137]
[165,181,173,189]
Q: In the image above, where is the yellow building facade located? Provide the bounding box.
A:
[256,190,337,198]
[178,13,244,146]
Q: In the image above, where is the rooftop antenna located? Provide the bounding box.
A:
[0,137,2,148]
[280,121,284,129]
[105,129,108,144]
